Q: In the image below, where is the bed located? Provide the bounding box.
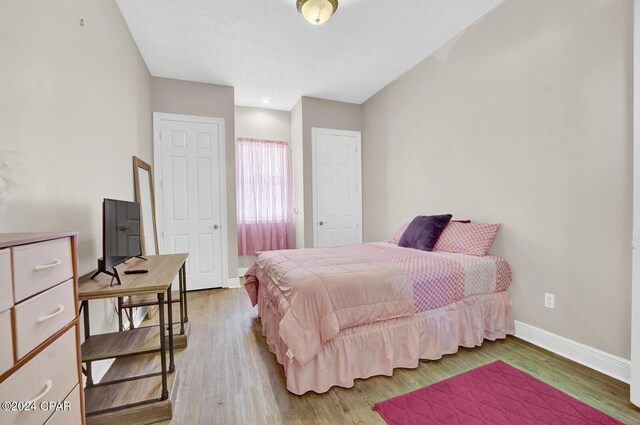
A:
[244,241,514,395]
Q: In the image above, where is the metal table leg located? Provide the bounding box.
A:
[178,264,185,335]
[182,265,188,323]
[157,292,168,400]
[117,297,123,331]
[167,287,175,373]
[83,300,94,387]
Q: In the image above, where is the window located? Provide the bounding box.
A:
[236,138,293,255]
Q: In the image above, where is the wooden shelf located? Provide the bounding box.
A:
[82,327,161,362]
[85,371,179,425]
[82,322,191,363]
[134,302,188,327]
[140,322,190,350]
[78,254,188,300]
[121,289,181,308]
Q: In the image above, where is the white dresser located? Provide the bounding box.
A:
[0,233,84,425]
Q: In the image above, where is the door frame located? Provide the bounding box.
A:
[311,127,363,248]
[152,112,230,289]
[631,0,639,407]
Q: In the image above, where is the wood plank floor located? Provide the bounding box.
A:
[104,288,640,424]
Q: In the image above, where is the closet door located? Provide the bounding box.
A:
[156,113,227,290]
[312,128,362,248]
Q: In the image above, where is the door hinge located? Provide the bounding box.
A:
[160,180,163,189]
[162,230,165,239]
[355,146,358,153]
[159,132,162,140]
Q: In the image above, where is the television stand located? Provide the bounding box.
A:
[78,253,189,424]
[123,255,147,264]
[91,258,123,286]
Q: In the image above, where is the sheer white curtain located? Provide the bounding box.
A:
[236,138,293,256]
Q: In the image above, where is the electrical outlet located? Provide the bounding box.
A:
[544,293,555,309]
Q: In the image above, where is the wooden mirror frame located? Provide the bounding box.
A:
[133,156,160,256]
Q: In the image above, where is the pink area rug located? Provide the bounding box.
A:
[372,360,624,425]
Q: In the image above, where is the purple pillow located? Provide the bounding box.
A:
[398,215,453,251]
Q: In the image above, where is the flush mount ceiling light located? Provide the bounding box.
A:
[297,0,339,26]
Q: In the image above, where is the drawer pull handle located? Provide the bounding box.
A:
[34,259,62,271]
[27,380,53,404]
[37,305,65,323]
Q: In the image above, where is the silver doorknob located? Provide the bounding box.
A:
[211,225,219,230]
[319,221,325,226]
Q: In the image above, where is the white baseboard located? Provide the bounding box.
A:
[238,267,249,276]
[227,277,241,289]
[515,320,630,383]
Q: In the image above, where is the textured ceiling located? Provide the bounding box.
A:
[116,0,503,111]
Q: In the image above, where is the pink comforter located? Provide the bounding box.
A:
[244,242,512,365]
[333,243,512,312]
[244,248,414,365]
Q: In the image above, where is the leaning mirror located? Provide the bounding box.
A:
[133,156,159,256]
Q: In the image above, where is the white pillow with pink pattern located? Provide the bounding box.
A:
[433,222,500,256]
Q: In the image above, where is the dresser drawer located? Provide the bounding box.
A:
[12,238,73,303]
[0,309,13,375]
[44,385,82,425]
[14,279,75,360]
[0,328,78,425]
[0,249,12,312]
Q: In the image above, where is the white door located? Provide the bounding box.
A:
[312,128,362,248]
[154,113,228,290]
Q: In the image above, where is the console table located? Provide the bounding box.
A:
[78,254,188,425]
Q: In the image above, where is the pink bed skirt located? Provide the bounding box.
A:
[256,287,515,395]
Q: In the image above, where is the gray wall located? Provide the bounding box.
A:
[361,0,633,358]
[300,97,362,248]
[151,77,239,278]
[0,0,152,272]
[235,106,291,142]
[0,0,153,378]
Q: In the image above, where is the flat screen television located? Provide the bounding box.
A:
[93,199,143,284]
